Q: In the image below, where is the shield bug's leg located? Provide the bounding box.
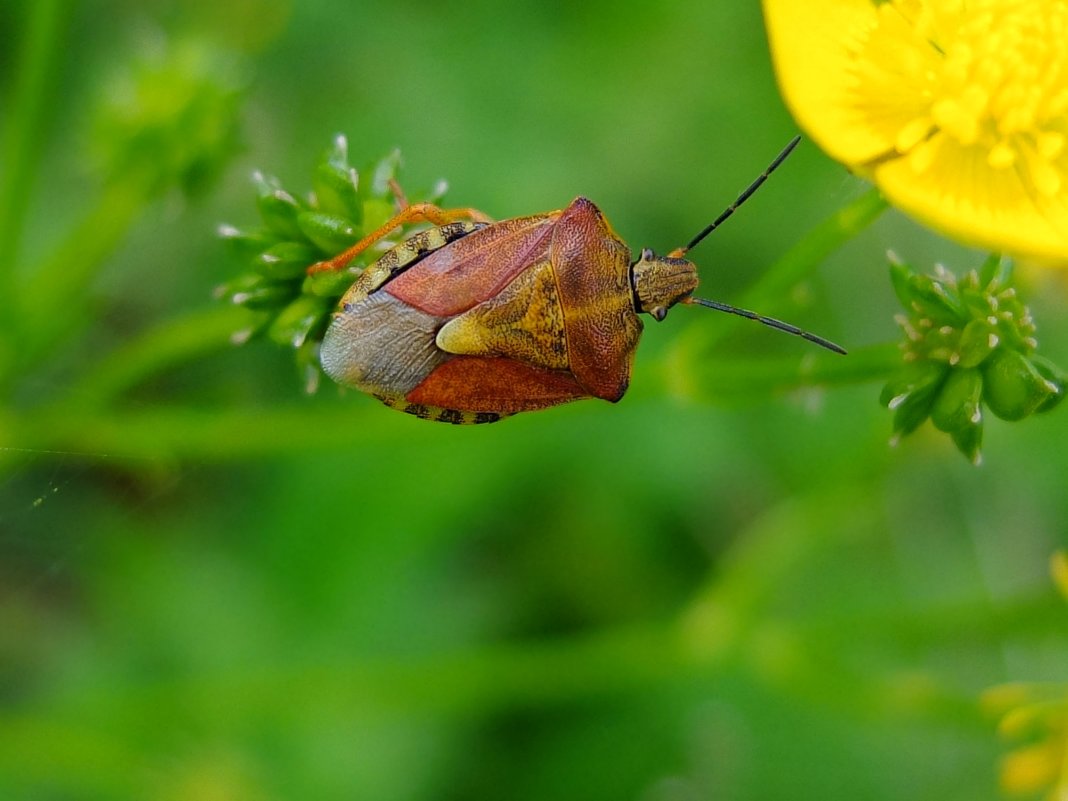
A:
[307,202,493,275]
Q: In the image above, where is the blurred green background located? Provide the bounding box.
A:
[2,1,1066,800]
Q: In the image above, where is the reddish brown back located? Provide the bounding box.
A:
[385,213,560,317]
[551,198,642,402]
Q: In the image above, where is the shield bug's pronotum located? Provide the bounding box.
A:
[313,136,845,424]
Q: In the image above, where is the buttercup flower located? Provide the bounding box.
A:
[763,0,1068,261]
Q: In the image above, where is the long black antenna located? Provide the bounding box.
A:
[686,296,846,354]
[673,135,801,258]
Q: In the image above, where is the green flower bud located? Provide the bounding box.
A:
[931,367,983,433]
[297,211,359,255]
[94,41,245,198]
[982,348,1060,421]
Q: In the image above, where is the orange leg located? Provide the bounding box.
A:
[307,202,493,275]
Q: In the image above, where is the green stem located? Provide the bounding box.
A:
[681,187,887,356]
[12,177,149,375]
[0,0,71,325]
[67,305,254,409]
[691,341,901,401]
[661,188,888,399]
[738,187,888,313]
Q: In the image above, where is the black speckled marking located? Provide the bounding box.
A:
[436,408,464,424]
[403,403,431,419]
[474,412,501,424]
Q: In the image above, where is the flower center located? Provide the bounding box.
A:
[864,0,1068,197]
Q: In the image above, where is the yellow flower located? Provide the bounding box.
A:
[1053,550,1068,599]
[763,0,1068,261]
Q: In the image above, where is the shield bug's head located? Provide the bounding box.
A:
[634,136,847,354]
[631,248,699,321]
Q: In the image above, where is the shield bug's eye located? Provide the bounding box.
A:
[652,307,668,322]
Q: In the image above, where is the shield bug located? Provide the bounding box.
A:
[314,136,844,424]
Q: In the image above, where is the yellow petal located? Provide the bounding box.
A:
[1052,551,1068,600]
[1000,741,1061,794]
[874,137,1068,260]
[762,0,895,164]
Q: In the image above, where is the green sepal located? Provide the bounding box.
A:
[907,272,963,324]
[888,256,915,309]
[977,253,1009,289]
[228,310,275,346]
[297,211,359,255]
[982,348,1059,421]
[229,277,300,311]
[957,319,999,368]
[371,149,402,195]
[304,267,357,299]
[219,225,279,262]
[313,138,362,222]
[882,361,948,436]
[268,294,332,349]
[255,174,307,240]
[880,359,946,407]
[361,198,395,235]
[950,417,983,465]
[296,339,323,394]
[1030,355,1068,414]
[253,241,319,281]
[931,367,983,433]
